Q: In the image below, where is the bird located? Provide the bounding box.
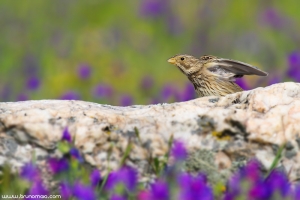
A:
[167,54,268,97]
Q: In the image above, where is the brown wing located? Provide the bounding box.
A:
[204,58,268,81]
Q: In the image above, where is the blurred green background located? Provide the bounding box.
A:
[0,0,299,106]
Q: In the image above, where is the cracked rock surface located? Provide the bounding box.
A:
[1,82,300,186]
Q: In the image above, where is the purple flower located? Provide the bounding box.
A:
[223,193,235,200]
[177,172,191,188]
[141,75,154,91]
[177,173,213,200]
[235,78,249,90]
[22,55,39,77]
[20,162,40,181]
[225,160,275,199]
[161,84,174,101]
[166,14,182,35]
[224,173,242,198]
[150,98,160,104]
[120,95,133,106]
[243,160,261,182]
[171,140,187,161]
[180,82,196,101]
[261,8,284,29]
[287,51,300,82]
[139,0,167,18]
[26,76,40,91]
[105,166,137,192]
[110,194,126,200]
[268,74,281,85]
[92,84,113,99]
[17,93,28,101]
[118,166,137,191]
[70,148,83,162]
[294,184,300,200]
[265,170,290,197]
[225,160,262,198]
[105,171,118,190]
[90,169,101,187]
[62,127,71,142]
[27,180,49,197]
[149,179,169,200]
[78,64,91,80]
[48,157,69,174]
[248,179,271,199]
[61,91,80,100]
[73,182,96,200]
[137,190,151,200]
[60,181,72,199]
[0,84,11,101]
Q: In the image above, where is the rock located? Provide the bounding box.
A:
[1,82,300,185]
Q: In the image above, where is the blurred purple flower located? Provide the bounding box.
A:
[287,51,300,82]
[248,170,290,199]
[224,173,242,199]
[243,160,261,182]
[225,160,261,198]
[22,54,39,77]
[235,78,249,90]
[149,179,169,200]
[62,127,71,142]
[294,184,300,200]
[90,169,101,187]
[105,166,137,192]
[48,157,69,174]
[20,162,40,181]
[177,172,191,188]
[60,181,72,200]
[70,148,83,162]
[161,84,174,101]
[61,91,80,100]
[177,173,212,200]
[93,84,113,99]
[140,0,167,18]
[137,190,151,200]
[78,64,91,80]
[225,161,292,199]
[268,74,281,85]
[248,180,271,199]
[150,98,161,104]
[120,95,133,106]
[265,170,290,197]
[27,180,49,197]
[167,14,182,35]
[119,166,138,191]
[141,75,154,91]
[26,76,40,91]
[171,140,187,161]
[110,194,126,200]
[105,171,118,190]
[180,82,196,101]
[261,8,284,29]
[73,182,96,200]
[0,84,11,101]
[17,93,28,101]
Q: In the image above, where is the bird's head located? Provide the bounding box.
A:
[167,54,201,75]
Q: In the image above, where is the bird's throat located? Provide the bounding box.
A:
[189,76,243,97]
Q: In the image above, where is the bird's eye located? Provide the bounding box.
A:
[180,57,185,61]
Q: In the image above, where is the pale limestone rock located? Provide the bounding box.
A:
[1,82,300,185]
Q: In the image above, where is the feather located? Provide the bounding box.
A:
[206,58,268,77]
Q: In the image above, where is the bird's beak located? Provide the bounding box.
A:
[167,58,176,65]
